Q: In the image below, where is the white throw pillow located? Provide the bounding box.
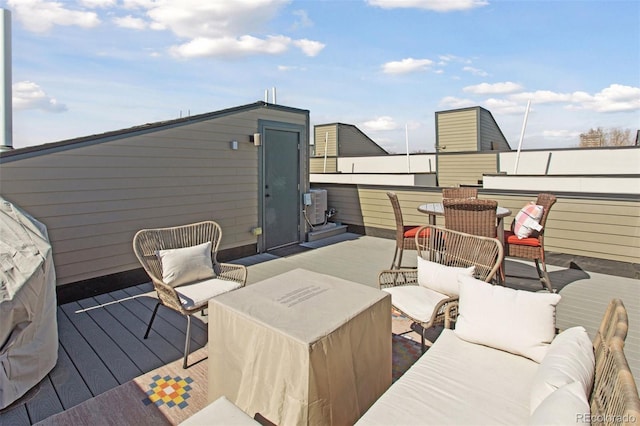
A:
[529,327,595,414]
[512,202,544,239]
[454,275,561,362]
[417,256,475,297]
[530,381,590,425]
[157,241,215,287]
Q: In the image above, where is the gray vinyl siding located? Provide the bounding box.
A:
[479,108,510,151]
[313,184,640,265]
[436,108,478,152]
[437,153,499,187]
[0,105,307,286]
[337,124,388,156]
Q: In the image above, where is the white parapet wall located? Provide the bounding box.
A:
[310,173,437,187]
[483,175,640,194]
[337,154,436,173]
[500,147,640,175]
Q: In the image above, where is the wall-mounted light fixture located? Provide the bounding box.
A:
[230,140,238,150]
[250,133,261,146]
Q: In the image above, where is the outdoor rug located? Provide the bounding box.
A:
[36,349,209,426]
[37,316,422,425]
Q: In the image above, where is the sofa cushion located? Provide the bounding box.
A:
[529,326,595,413]
[417,256,474,297]
[382,285,449,323]
[454,275,561,362]
[157,241,215,287]
[529,381,590,425]
[355,329,539,425]
[512,202,544,239]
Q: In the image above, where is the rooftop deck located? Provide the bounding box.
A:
[1,233,638,425]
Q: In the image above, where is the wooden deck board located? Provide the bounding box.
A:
[55,307,119,396]
[61,301,142,385]
[23,377,63,424]
[1,233,637,425]
[1,404,30,426]
[92,291,183,365]
[48,344,93,410]
[79,293,164,373]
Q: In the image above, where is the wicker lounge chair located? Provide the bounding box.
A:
[379,224,503,351]
[133,221,247,368]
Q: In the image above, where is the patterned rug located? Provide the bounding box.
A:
[37,317,422,425]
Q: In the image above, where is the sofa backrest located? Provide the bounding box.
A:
[591,299,640,424]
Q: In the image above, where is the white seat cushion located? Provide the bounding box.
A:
[176,278,243,309]
[417,256,474,297]
[455,275,561,362]
[157,241,215,287]
[383,285,448,322]
[356,329,539,425]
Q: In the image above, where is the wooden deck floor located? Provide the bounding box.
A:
[1,233,638,425]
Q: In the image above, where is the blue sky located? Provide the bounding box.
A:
[5,0,640,152]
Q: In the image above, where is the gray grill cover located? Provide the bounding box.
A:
[0,197,58,409]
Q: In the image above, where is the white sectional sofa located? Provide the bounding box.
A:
[357,293,640,425]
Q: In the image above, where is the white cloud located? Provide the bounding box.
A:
[170,35,292,58]
[8,0,101,32]
[382,58,433,74]
[292,9,313,30]
[113,15,148,30]
[361,116,398,131]
[464,81,523,95]
[367,0,488,12]
[510,90,570,103]
[144,0,324,59]
[510,84,640,112]
[79,0,116,8]
[542,129,581,139]
[294,39,326,57]
[483,98,524,114]
[13,81,67,112]
[462,66,488,77]
[575,84,640,113]
[278,65,306,71]
[439,96,475,109]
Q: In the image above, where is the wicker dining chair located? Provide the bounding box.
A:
[504,193,557,292]
[379,224,503,351]
[442,187,478,199]
[443,198,498,238]
[387,192,424,269]
[133,221,247,368]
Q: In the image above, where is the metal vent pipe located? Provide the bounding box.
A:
[0,9,12,151]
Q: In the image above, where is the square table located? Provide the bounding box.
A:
[208,268,392,426]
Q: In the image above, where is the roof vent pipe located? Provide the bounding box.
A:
[0,9,12,152]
